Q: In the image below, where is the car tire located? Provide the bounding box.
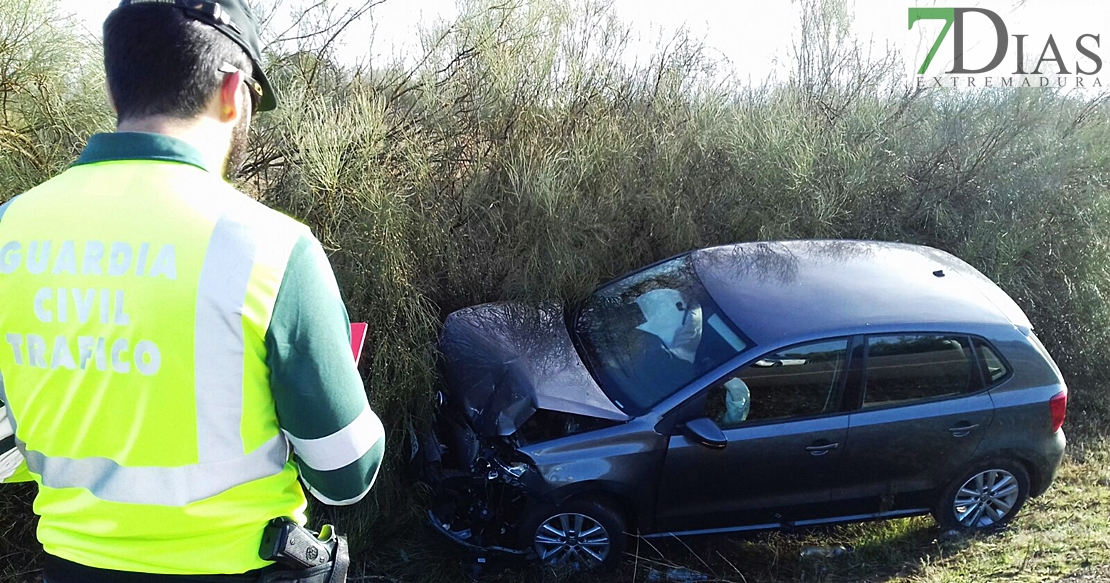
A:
[520,499,626,570]
[933,459,1030,531]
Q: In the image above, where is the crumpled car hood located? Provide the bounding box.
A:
[438,301,629,436]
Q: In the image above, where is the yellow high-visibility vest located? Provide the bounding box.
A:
[0,135,310,574]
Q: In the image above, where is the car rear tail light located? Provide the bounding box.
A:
[1049,390,1067,433]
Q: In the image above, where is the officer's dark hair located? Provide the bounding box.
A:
[103,6,253,121]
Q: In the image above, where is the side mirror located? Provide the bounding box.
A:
[681,417,727,449]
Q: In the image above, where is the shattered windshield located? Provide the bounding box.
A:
[572,255,749,413]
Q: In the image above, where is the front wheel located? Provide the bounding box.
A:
[520,499,626,570]
[933,460,1030,531]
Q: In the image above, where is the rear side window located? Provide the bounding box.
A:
[973,338,1011,385]
[863,334,974,407]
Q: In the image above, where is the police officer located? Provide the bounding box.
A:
[0,1,384,581]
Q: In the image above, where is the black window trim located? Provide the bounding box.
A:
[842,335,866,411]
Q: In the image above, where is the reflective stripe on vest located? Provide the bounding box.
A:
[24,436,288,506]
[196,214,259,464]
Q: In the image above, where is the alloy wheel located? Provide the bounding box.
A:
[534,512,611,566]
[952,468,1021,528]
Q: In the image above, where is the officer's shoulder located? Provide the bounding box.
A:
[218,182,312,236]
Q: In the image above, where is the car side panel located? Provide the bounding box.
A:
[974,329,1067,496]
[981,386,1066,496]
[520,421,668,526]
[836,392,994,513]
[653,415,849,533]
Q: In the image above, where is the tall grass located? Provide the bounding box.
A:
[250,0,1110,431]
[0,0,110,194]
[2,0,1109,579]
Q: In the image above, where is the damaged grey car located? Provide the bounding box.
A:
[415,240,1067,569]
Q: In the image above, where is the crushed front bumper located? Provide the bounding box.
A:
[427,509,528,556]
[413,411,543,556]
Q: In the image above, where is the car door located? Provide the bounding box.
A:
[654,338,853,533]
[834,333,994,515]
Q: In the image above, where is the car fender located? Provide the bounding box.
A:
[540,479,643,527]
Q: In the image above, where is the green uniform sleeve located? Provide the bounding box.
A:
[265,235,385,505]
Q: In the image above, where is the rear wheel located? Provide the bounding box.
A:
[934,460,1030,531]
[520,499,626,570]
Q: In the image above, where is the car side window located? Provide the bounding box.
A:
[704,338,849,427]
[863,334,974,407]
[973,338,1010,385]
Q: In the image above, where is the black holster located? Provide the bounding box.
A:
[257,535,349,583]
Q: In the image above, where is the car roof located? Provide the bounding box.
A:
[692,240,1031,346]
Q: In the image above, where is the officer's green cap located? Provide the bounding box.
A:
[115,0,277,112]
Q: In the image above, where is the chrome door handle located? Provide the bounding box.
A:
[948,424,980,437]
[805,443,840,456]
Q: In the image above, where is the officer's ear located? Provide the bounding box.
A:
[217,68,246,123]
